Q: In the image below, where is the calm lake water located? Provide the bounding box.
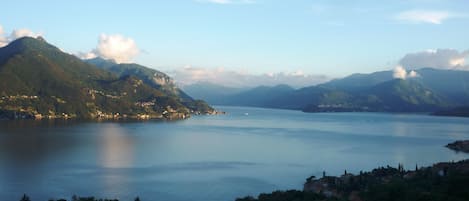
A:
[1,106,469,201]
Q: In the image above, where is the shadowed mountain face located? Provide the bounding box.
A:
[0,37,213,119]
[319,68,469,104]
[185,68,469,113]
[414,68,469,104]
[362,79,447,111]
[318,70,394,92]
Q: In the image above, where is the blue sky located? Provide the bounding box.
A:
[1,0,469,86]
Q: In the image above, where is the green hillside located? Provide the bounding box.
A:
[85,57,213,114]
[0,37,214,120]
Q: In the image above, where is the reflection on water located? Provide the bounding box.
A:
[99,124,135,168]
[0,107,469,201]
[97,124,136,196]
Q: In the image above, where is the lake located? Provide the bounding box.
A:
[0,106,468,201]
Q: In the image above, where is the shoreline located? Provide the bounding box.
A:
[236,158,469,201]
[446,140,469,153]
[15,158,469,201]
[236,140,469,201]
[0,109,226,121]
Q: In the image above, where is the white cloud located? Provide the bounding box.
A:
[399,49,469,70]
[94,34,139,63]
[393,65,420,80]
[10,28,41,40]
[168,66,330,88]
[291,70,306,77]
[393,65,408,79]
[77,34,140,63]
[76,52,98,60]
[0,25,42,48]
[196,0,255,4]
[395,10,456,24]
[0,25,7,47]
[449,57,465,66]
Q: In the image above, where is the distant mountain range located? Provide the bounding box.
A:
[184,68,469,113]
[0,37,214,120]
[3,36,467,118]
[181,82,247,104]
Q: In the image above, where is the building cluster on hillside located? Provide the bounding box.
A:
[88,89,123,100]
[304,161,469,201]
[1,95,39,100]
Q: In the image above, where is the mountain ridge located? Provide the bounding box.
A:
[184,68,469,113]
[84,57,206,111]
[0,37,215,120]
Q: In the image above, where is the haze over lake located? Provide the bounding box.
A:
[1,106,468,201]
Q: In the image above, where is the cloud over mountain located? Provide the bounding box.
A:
[0,25,42,48]
[399,49,469,70]
[0,26,7,47]
[168,66,329,88]
[77,34,140,63]
[10,28,41,40]
[393,65,419,80]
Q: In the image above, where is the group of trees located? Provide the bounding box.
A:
[237,161,469,201]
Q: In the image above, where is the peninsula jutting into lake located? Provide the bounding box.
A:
[446,140,469,153]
